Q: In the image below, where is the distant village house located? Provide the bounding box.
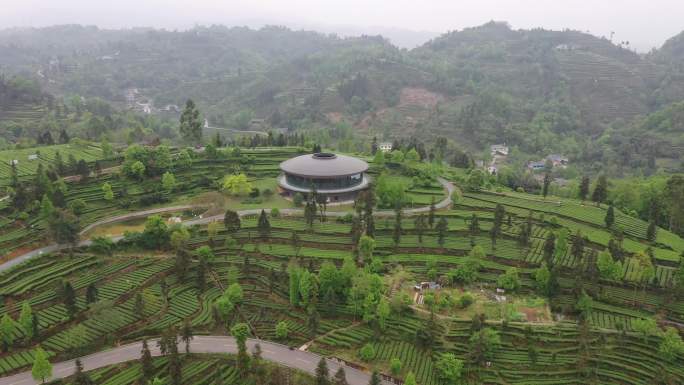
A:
[378,142,393,153]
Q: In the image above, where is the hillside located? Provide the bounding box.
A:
[0,147,682,384]
[0,23,683,174]
[0,76,53,130]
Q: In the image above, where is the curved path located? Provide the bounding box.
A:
[0,178,454,274]
[80,205,199,235]
[0,336,391,385]
[0,181,455,382]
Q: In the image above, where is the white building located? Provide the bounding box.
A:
[378,142,393,153]
[490,144,509,156]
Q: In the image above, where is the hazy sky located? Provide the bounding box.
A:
[2,0,682,51]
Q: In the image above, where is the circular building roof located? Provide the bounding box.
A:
[280,153,369,178]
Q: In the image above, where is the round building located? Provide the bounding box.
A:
[278,152,370,202]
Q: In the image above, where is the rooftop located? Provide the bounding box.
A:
[280,153,368,178]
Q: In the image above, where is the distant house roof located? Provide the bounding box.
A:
[528,161,546,169]
[546,154,568,163]
[554,178,570,187]
[490,144,509,155]
[378,142,393,152]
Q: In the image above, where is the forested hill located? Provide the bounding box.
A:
[0,22,683,174]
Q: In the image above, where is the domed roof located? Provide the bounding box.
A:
[280,153,368,178]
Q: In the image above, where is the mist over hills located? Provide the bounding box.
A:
[0,22,683,175]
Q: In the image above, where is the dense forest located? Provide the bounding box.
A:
[1,21,684,385]
[0,22,683,176]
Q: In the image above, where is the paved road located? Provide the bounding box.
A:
[0,336,390,385]
[0,178,455,274]
[0,181,455,382]
[0,205,199,274]
[79,205,199,235]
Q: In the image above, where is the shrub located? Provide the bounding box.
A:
[293,193,304,207]
[458,292,475,308]
[435,353,464,384]
[275,321,288,340]
[270,208,280,218]
[241,196,263,204]
[497,267,521,291]
[451,189,462,204]
[359,343,375,362]
[224,237,239,249]
[337,213,354,223]
[68,198,87,215]
[390,357,402,375]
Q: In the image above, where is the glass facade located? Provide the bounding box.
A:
[285,172,363,190]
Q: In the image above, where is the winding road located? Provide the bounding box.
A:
[0,178,455,384]
[0,178,454,274]
[0,336,392,385]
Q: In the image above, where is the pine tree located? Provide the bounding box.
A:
[224,209,241,233]
[332,367,349,385]
[73,359,93,385]
[258,209,271,238]
[571,230,585,263]
[542,172,551,198]
[428,197,436,228]
[469,214,480,235]
[18,302,33,339]
[85,284,98,305]
[140,339,155,383]
[63,281,77,317]
[134,292,144,316]
[647,220,657,242]
[543,232,556,267]
[179,99,202,144]
[55,151,65,175]
[605,205,615,228]
[591,175,608,207]
[31,347,52,383]
[168,349,182,385]
[436,216,449,247]
[181,321,193,354]
[0,314,15,351]
[231,323,251,376]
[392,205,403,246]
[368,371,381,385]
[31,314,40,341]
[490,205,505,249]
[197,253,207,291]
[579,176,590,202]
[414,214,426,244]
[315,358,330,385]
[251,343,267,383]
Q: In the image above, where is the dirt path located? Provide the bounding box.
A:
[0,179,455,273]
